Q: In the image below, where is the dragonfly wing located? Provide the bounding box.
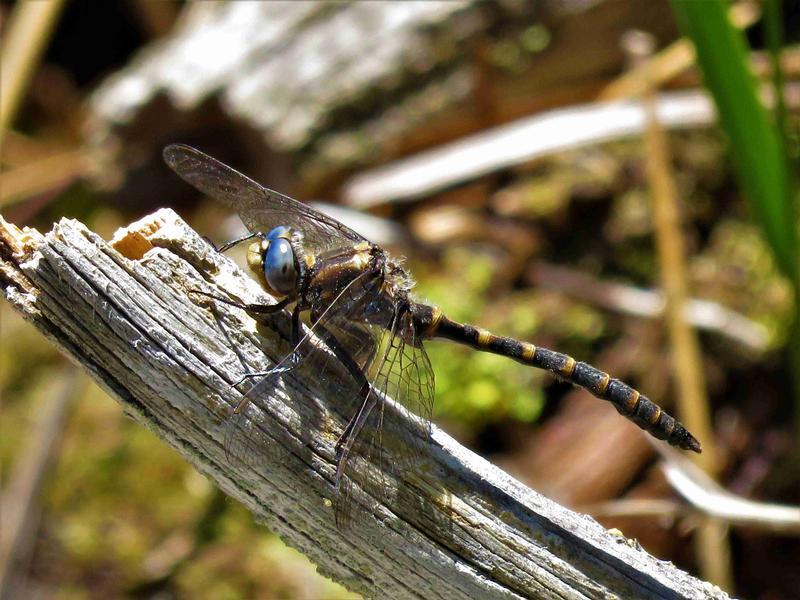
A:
[163,144,367,255]
[349,309,434,471]
[325,305,435,527]
[221,387,281,469]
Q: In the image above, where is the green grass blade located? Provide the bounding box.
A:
[670,0,798,281]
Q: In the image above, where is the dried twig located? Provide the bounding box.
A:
[658,446,800,535]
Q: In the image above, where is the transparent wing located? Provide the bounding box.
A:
[164,144,367,256]
[327,307,435,528]
[341,310,434,454]
[222,393,280,469]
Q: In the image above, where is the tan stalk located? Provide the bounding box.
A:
[624,31,732,591]
[0,0,66,148]
[600,2,760,100]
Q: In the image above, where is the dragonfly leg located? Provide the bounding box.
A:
[190,289,290,315]
[200,235,219,251]
[216,232,260,253]
[334,394,377,480]
[231,363,293,387]
[286,304,302,366]
[229,304,305,391]
[313,323,376,470]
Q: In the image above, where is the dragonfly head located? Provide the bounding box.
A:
[247,225,298,297]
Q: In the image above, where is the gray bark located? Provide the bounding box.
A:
[0,209,728,600]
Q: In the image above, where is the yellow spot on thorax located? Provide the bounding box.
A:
[351,247,371,270]
[246,241,263,274]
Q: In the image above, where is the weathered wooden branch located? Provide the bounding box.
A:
[0,209,729,599]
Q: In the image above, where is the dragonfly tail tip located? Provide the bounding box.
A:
[686,436,703,453]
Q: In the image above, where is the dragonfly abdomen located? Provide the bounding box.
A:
[422,308,701,453]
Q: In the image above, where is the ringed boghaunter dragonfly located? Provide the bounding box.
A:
[163,144,701,523]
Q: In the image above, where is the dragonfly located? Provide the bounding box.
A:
[163,144,702,525]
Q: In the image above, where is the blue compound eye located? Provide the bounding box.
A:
[266,225,291,241]
[263,238,297,295]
